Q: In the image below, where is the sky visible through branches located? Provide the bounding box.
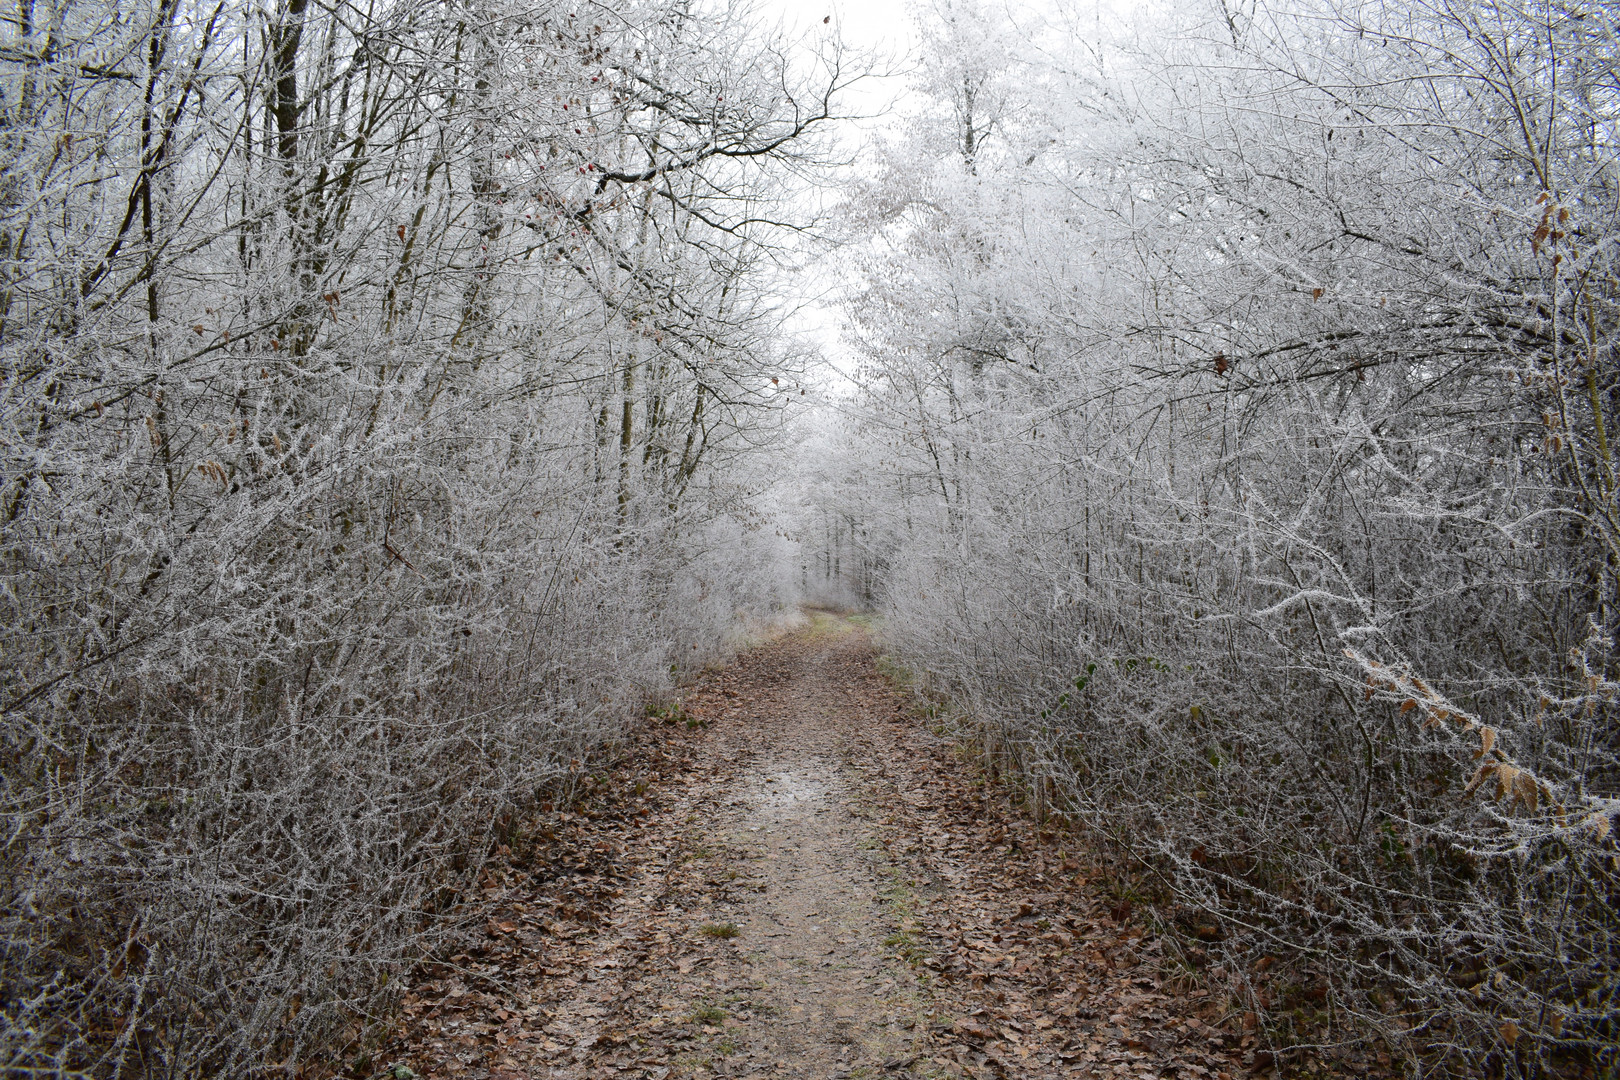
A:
[1,0,1614,1077]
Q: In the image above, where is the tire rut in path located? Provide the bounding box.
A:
[382,616,1264,1080]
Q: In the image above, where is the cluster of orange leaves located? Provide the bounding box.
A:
[1346,650,1600,831]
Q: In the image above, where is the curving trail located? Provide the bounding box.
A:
[381,615,1264,1080]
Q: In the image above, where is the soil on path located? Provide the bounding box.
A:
[380,615,1259,1080]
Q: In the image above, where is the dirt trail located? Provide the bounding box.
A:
[381,616,1259,1080]
[662,618,922,1076]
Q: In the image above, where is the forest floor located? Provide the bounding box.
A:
[376,613,1287,1080]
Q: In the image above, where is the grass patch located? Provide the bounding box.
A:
[873,654,913,689]
[876,869,933,967]
[804,611,855,640]
[884,927,928,966]
[699,922,740,939]
[646,701,690,726]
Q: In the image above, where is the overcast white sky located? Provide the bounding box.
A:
[763,0,921,116]
[759,0,1147,388]
[742,0,924,385]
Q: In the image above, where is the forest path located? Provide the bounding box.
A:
[382,615,1251,1080]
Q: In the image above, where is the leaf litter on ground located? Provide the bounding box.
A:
[363,616,1376,1080]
